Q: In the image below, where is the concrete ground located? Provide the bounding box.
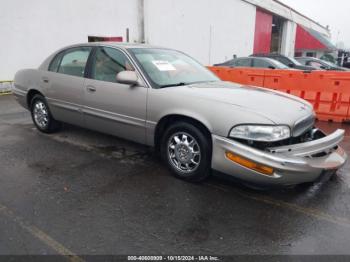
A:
[1,94,350,259]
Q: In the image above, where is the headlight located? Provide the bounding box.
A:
[229,125,291,142]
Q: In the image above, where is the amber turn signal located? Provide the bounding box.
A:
[225,151,274,176]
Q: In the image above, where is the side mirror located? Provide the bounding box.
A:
[116,71,139,86]
[268,66,276,69]
[288,63,295,68]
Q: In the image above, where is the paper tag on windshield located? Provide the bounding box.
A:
[152,60,176,71]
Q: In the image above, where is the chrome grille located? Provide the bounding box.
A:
[293,114,315,137]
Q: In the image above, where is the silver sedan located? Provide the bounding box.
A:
[13,43,347,187]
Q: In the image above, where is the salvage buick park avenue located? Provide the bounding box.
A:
[13,43,347,187]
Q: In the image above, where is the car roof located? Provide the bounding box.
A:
[235,57,251,60]
[235,57,272,61]
[251,53,285,57]
[232,57,275,62]
[228,57,286,67]
[61,42,166,51]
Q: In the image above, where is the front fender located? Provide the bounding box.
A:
[146,88,275,146]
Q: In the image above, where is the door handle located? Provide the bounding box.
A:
[86,86,96,92]
[42,77,49,83]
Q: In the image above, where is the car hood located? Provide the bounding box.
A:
[169,81,314,125]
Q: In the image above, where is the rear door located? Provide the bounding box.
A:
[83,46,147,144]
[45,46,92,126]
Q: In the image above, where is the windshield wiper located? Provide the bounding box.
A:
[159,82,187,88]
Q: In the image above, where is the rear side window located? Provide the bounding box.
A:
[48,53,64,72]
[225,59,235,66]
[58,47,92,77]
[253,59,271,68]
[234,58,251,67]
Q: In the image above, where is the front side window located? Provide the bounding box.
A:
[58,47,92,77]
[91,47,134,83]
[129,48,219,88]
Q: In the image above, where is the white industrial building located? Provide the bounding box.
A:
[0,0,335,80]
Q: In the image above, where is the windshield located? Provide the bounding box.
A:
[129,48,219,88]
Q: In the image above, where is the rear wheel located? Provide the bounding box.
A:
[161,121,211,182]
[30,94,61,133]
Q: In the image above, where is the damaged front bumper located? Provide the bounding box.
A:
[211,129,347,186]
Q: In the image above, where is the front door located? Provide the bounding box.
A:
[83,46,148,144]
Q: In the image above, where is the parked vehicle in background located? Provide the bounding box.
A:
[214,57,290,70]
[343,61,350,69]
[250,53,317,71]
[320,54,336,64]
[295,57,349,71]
[13,43,347,187]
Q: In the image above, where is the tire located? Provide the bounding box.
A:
[160,121,212,182]
[30,94,61,133]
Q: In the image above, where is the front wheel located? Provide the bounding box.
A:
[161,122,212,182]
[30,94,61,133]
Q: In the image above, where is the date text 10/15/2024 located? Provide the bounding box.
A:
[127,256,220,261]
